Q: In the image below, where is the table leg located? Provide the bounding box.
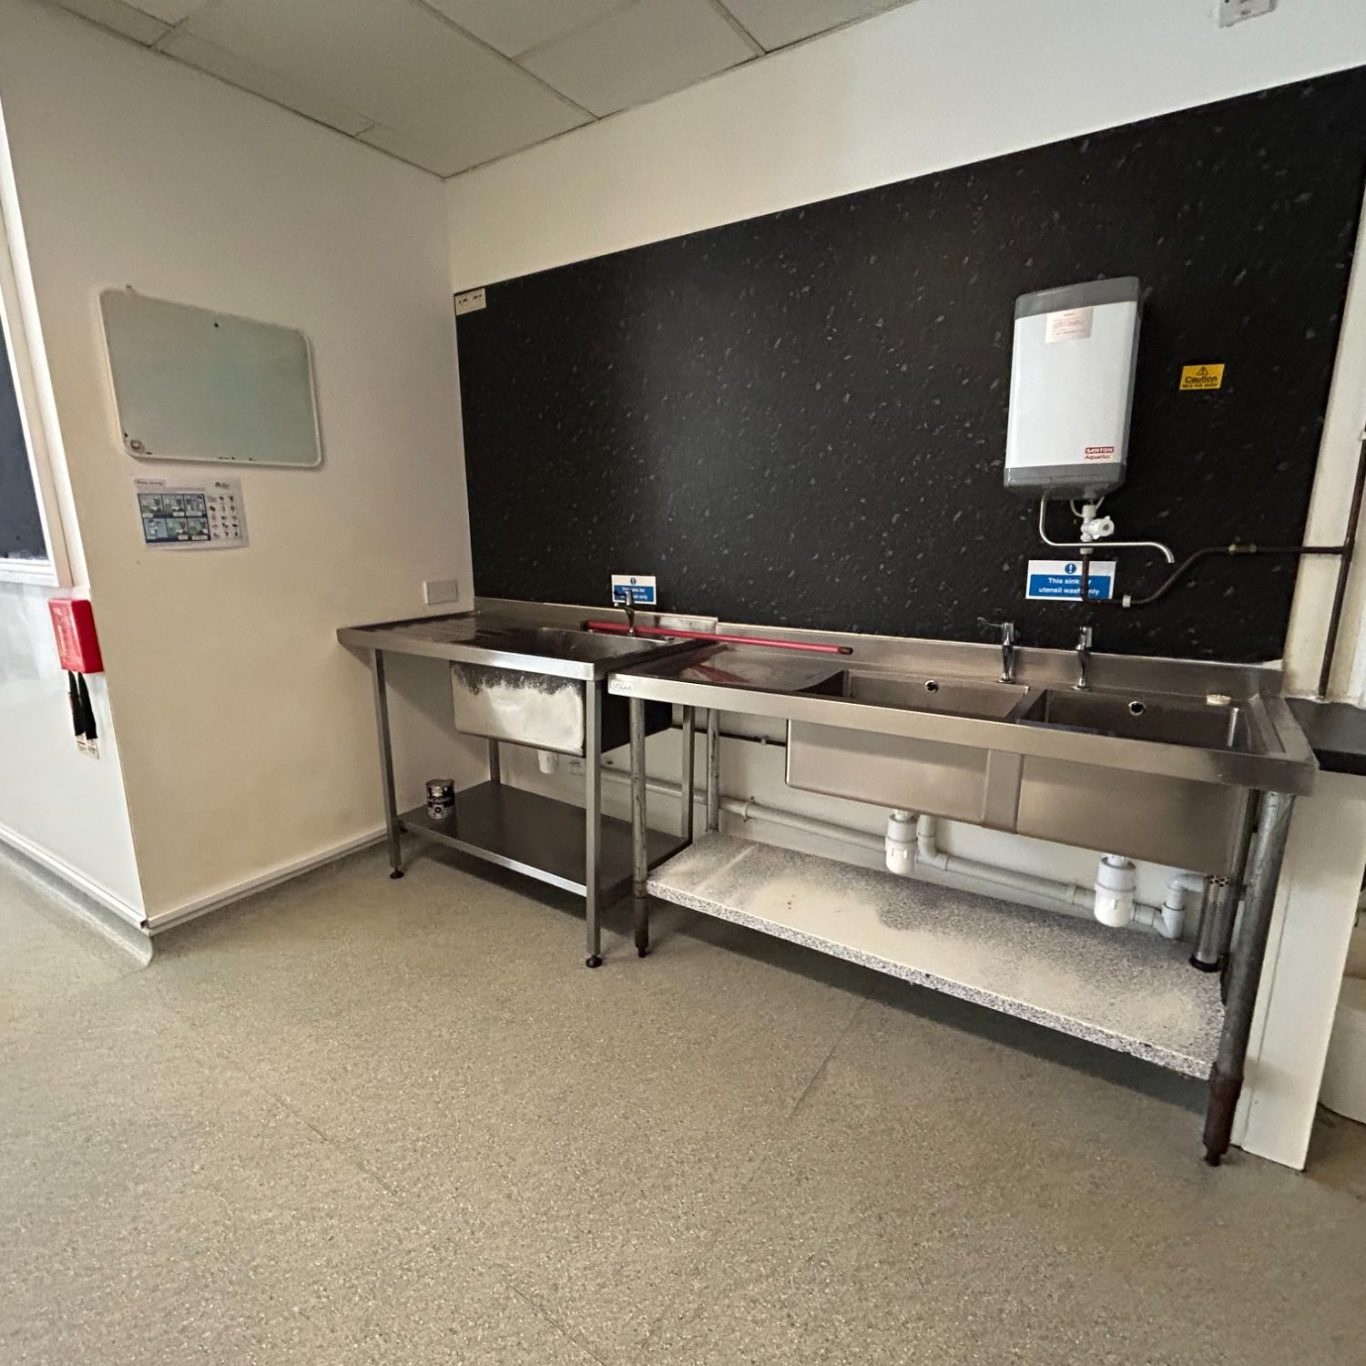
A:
[630,696,649,957]
[370,650,403,879]
[584,682,603,968]
[1202,790,1295,1165]
[680,706,696,846]
[706,708,721,833]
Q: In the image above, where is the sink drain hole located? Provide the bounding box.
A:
[925,680,940,693]
[1128,700,1146,716]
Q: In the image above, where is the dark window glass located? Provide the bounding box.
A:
[1,321,45,561]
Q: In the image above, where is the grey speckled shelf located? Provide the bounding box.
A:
[648,835,1222,1078]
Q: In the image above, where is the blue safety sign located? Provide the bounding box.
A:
[1025,559,1116,601]
[611,574,657,605]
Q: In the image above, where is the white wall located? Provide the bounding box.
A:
[0,83,143,919]
[0,0,474,924]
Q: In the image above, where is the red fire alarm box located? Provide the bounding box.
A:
[48,597,104,674]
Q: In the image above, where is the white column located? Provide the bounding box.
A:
[1235,770,1366,1167]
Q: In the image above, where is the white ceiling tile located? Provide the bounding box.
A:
[181,0,587,167]
[159,31,374,135]
[419,0,632,58]
[521,0,753,117]
[719,0,910,51]
[129,0,208,23]
[51,0,169,45]
[357,124,470,177]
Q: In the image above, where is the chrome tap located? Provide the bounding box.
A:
[620,591,637,636]
[1074,625,1093,691]
[978,618,1017,684]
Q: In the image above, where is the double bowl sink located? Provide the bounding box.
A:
[831,671,1252,750]
[609,642,1314,876]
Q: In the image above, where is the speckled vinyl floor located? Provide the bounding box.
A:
[3,845,1364,1366]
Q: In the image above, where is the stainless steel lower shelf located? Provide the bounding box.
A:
[401,781,686,902]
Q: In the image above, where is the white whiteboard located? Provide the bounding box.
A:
[100,289,322,467]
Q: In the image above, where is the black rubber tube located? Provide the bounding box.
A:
[1105,544,1345,609]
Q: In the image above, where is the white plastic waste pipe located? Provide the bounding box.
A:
[903,814,1191,938]
[598,767,1193,937]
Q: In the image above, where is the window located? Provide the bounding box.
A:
[0,97,67,587]
[0,309,46,566]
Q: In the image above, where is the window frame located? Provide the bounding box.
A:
[0,97,71,588]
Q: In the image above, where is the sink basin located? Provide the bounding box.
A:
[1018,689,1253,752]
[840,672,1028,721]
[445,626,684,754]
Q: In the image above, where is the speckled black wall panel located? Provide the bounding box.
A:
[457,70,1366,662]
[1,329,45,562]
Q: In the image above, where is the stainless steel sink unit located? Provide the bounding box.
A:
[337,609,694,967]
[608,618,1316,1164]
[616,643,1310,876]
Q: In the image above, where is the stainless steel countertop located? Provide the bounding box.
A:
[337,606,693,681]
[339,598,1317,794]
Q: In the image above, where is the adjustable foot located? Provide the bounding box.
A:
[585,955,602,969]
[389,870,404,880]
[1203,1149,1222,1167]
[637,946,649,958]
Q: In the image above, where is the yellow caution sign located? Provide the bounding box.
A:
[1179,363,1225,391]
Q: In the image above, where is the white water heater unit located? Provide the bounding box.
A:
[1004,277,1141,500]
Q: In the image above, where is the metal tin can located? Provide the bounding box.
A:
[426,778,455,821]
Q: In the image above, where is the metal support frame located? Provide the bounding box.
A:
[584,681,603,967]
[487,738,501,784]
[630,696,649,958]
[370,649,404,879]
[680,706,696,845]
[629,702,702,961]
[706,708,721,833]
[1202,789,1296,1166]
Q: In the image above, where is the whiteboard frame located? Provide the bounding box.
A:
[99,288,323,469]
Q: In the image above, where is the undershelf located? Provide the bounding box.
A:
[648,834,1222,1078]
[402,781,684,902]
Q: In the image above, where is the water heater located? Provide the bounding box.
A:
[1003,277,1141,500]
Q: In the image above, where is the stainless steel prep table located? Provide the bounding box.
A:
[609,628,1317,1165]
[338,607,693,966]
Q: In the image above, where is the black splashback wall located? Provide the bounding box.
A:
[457,70,1366,662]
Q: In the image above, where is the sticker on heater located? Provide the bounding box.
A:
[1044,307,1094,343]
[611,574,656,605]
[1083,444,1117,461]
[1025,559,1116,601]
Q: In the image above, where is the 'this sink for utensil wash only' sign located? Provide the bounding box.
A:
[1025,559,1116,601]
[611,574,657,605]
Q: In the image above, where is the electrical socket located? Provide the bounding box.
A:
[423,577,460,606]
[1218,0,1274,27]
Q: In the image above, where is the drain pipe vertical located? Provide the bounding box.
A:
[1191,792,1261,974]
[1203,789,1296,1166]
